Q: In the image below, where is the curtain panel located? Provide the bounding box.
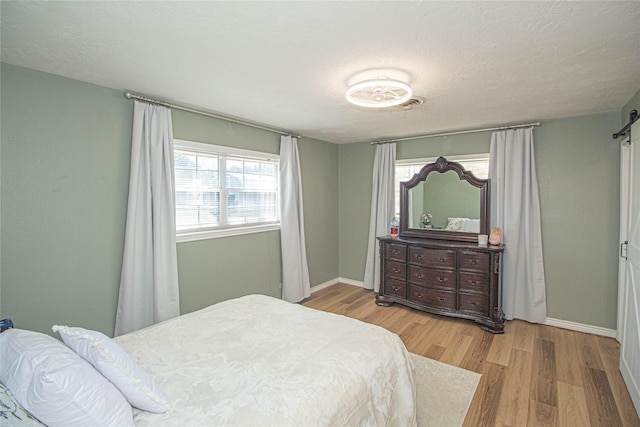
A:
[279,136,311,302]
[363,143,397,292]
[115,101,180,336]
[489,127,547,323]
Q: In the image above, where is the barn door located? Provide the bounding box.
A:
[620,120,640,415]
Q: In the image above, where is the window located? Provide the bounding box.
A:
[394,154,490,216]
[173,139,280,242]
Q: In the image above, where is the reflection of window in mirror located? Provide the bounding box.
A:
[394,154,489,221]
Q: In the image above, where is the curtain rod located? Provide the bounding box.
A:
[370,121,541,145]
[123,91,300,138]
[613,110,638,140]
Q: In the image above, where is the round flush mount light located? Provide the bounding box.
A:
[346,77,412,108]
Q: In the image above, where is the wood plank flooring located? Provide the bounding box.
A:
[301,284,640,427]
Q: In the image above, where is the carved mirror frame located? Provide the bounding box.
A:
[399,156,490,242]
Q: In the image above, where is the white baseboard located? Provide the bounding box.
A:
[310,277,367,294]
[337,277,367,288]
[544,317,617,338]
[310,280,617,338]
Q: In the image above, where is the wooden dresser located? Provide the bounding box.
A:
[377,236,505,333]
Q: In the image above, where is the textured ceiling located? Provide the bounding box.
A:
[2,1,639,144]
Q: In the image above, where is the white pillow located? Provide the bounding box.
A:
[0,328,134,427]
[445,217,466,231]
[463,218,480,233]
[52,325,170,413]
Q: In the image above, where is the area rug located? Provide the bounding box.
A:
[411,353,482,427]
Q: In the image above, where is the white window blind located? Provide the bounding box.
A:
[174,140,279,242]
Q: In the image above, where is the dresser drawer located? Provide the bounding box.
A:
[385,260,406,280]
[377,237,504,334]
[459,293,489,316]
[407,265,456,291]
[385,242,407,262]
[459,272,490,294]
[384,278,407,298]
[460,251,490,272]
[408,285,456,310]
[408,247,456,269]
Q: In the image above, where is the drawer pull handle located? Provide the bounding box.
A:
[393,268,400,273]
[392,286,400,291]
[471,302,477,306]
[392,250,399,255]
[437,297,446,302]
[438,277,447,282]
[439,258,446,262]
[416,293,423,298]
[470,281,478,286]
[416,274,423,279]
[416,254,423,260]
[471,260,477,265]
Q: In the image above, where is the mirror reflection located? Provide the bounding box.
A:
[398,156,489,242]
[407,170,481,233]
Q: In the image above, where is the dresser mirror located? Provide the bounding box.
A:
[399,156,489,242]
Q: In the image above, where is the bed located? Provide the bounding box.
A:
[0,294,416,427]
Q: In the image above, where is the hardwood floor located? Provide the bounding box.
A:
[301,284,640,427]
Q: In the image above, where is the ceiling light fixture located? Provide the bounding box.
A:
[346,77,412,108]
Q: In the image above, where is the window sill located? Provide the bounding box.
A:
[176,223,280,243]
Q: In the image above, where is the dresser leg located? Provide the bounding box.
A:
[376,294,394,306]
[479,322,505,334]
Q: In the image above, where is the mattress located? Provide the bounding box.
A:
[114,294,416,426]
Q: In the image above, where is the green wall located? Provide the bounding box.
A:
[337,142,375,280]
[338,116,622,329]
[0,64,339,336]
[535,114,621,328]
[1,61,635,334]
[297,137,339,286]
[1,64,132,336]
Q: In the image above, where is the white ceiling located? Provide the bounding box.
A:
[2,1,639,144]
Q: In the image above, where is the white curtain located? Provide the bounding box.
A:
[489,127,547,323]
[115,101,180,336]
[279,135,311,302]
[363,143,397,292]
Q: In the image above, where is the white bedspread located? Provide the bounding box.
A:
[114,294,416,427]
